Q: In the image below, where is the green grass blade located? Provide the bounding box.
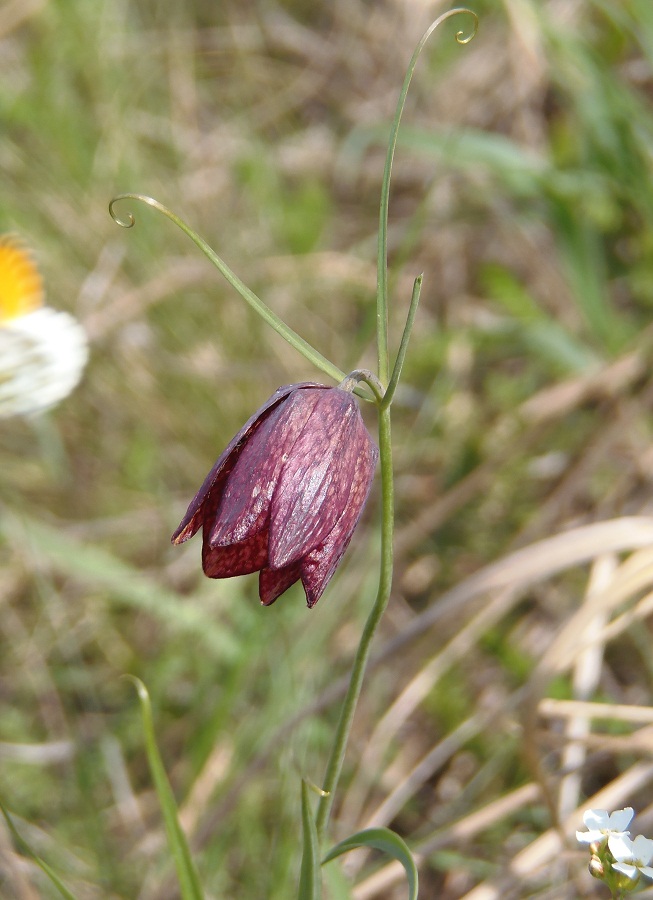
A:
[125,677,204,900]
[298,780,322,900]
[550,203,631,352]
[323,827,418,900]
[0,797,78,900]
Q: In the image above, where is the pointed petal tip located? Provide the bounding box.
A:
[259,563,302,606]
[171,522,193,544]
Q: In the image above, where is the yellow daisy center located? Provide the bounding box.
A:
[0,236,44,324]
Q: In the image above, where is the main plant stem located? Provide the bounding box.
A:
[314,6,477,850]
[316,404,393,843]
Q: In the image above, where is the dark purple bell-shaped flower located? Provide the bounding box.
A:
[172,382,378,607]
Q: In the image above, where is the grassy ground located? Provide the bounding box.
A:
[3,0,653,897]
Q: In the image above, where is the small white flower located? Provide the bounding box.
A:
[576,807,634,845]
[609,833,653,882]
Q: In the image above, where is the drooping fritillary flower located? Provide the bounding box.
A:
[172,382,378,607]
[0,236,88,417]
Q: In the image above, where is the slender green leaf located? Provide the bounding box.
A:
[298,780,322,900]
[0,798,78,900]
[382,274,422,410]
[323,827,418,900]
[126,677,204,900]
[375,8,478,385]
[109,194,345,384]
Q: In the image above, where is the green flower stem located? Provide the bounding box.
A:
[316,402,393,843]
[317,7,477,849]
[109,194,346,386]
[338,368,385,403]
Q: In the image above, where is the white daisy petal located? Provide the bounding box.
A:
[0,308,88,417]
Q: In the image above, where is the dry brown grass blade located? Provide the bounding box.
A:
[517,543,653,863]
[523,545,653,732]
[380,517,653,662]
[369,518,653,746]
[557,554,615,820]
[346,519,653,894]
[518,347,647,425]
[341,587,521,828]
[353,762,653,899]
[539,698,653,725]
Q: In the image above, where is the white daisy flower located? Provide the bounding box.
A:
[576,807,634,845]
[0,236,88,417]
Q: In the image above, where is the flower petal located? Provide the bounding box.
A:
[632,834,653,865]
[0,308,88,417]
[171,383,320,544]
[209,388,324,548]
[612,861,639,881]
[609,807,635,833]
[609,833,636,862]
[259,562,302,606]
[583,809,611,830]
[269,389,377,569]
[202,529,269,578]
[576,829,603,844]
[299,435,378,607]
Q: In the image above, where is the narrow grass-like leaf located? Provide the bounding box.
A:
[125,677,204,900]
[109,194,345,385]
[323,827,418,900]
[0,797,78,900]
[375,8,478,384]
[298,780,321,900]
[482,264,600,374]
[382,274,422,409]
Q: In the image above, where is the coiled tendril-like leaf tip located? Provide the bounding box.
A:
[454,9,479,45]
[109,193,166,229]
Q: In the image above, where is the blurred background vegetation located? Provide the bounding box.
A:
[3,0,653,897]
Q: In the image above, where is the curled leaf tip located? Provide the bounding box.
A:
[109,193,164,229]
[109,197,136,229]
[454,9,479,45]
